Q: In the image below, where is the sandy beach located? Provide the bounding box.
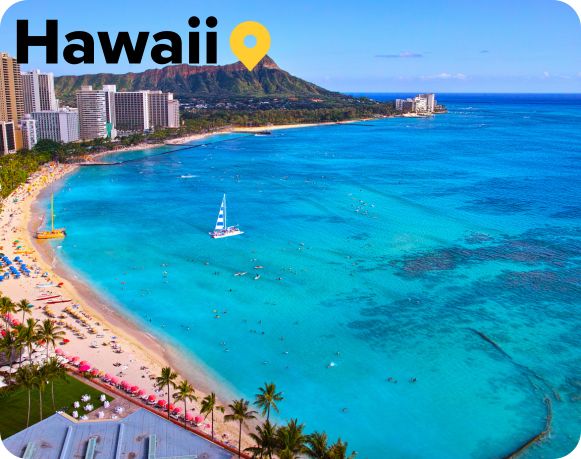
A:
[0,119,378,447]
[0,127,285,448]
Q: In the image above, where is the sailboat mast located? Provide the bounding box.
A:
[223,194,227,229]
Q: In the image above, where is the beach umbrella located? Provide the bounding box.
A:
[194,415,204,424]
[185,413,194,422]
[147,395,156,403]
[168,403,175,411]
[71,356,80,363]
[137,389,146,397]
[90,368,100,376]
[62,339,70,344]
[79,364,91,372]
[173,407,181,414]
[79,360,89,366]
[157,400,166,407]
[110,377,119,385]
[130,385,139,393]
[103,373,113,381]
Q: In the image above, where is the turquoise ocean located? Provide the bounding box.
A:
[44,94,580,458]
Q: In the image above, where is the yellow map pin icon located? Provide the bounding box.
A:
[230,21,271,71]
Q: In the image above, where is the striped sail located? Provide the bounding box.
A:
[215,194,226,230]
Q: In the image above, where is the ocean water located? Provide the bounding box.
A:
[45,94,580,458]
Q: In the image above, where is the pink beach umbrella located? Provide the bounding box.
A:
[137,389,146,397]
[168,403,175,411]
[157,400,167,407]
[120,381,129,389]
[78,364,91,372]
[90,368,100,376]
[79,360,88,366]
[173,407,181,414]
[71,356,80,363]
[130,385,139,394]
[110,377,119,385]
[103,373,113,381]
[185,413,194,422]
[147,395,156,403]
[55,348,63,355]
[194,415,204,424]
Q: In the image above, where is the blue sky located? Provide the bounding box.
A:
[1,0,580,92]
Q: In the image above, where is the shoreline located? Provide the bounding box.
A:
[0,116,421,444]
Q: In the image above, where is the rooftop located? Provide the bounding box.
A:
[4,408,234,459]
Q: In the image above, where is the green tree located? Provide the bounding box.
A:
[15,299,32,325]
[43,357,67,411]
[255,382,283,422]
[245,420,278,459]
[305,431,330,458]
[224,398,257,458]
[32,363,48,421]
[173,380,197,427]
[200,392,224,440]
[276,419,306,459]
[36,319,66,361]
[0,296,16,330]
[327,438,356,459]
[17,318,38,367]
[154,367,177,419]
[0,329,19,377]
[14,364,36,427]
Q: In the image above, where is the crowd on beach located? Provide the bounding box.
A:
[0,161,243,444]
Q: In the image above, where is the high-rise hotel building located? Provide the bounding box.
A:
[0,52,24,153]
[148,91,180,129]
[32,109,79,144]
[19,114,37,149]
[115,91,150,132]
[76,86,109,141]
[22,69,58,113]
[75,85,179,139]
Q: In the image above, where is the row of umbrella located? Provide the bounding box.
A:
[54,348,207,426]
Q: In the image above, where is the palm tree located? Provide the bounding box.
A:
[173,380,197,427]
[154,367,177,419]
[43,357,67,411]
[15,299,32,325]
[0,329,19,377]
[255,382,283,422]
[327,438,357,459]
[224,398,257,458]
[305,431,330,458]
[0,296,16,330]
[17,318,38,366]
[245,420,278,459]
[32,363,48,421]
[276,419,306,459]
[200,392,224,440]
[36,319,65,361]
[14,364,35,427]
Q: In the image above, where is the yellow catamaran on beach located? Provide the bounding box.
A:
[35,194,66,239]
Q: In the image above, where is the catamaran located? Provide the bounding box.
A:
[209,194,243,239]
[35,194,66,239]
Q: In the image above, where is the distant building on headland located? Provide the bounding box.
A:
[395,93,441,114]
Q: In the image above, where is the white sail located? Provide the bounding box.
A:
[210,193,243,238]
[215,194,226,231]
